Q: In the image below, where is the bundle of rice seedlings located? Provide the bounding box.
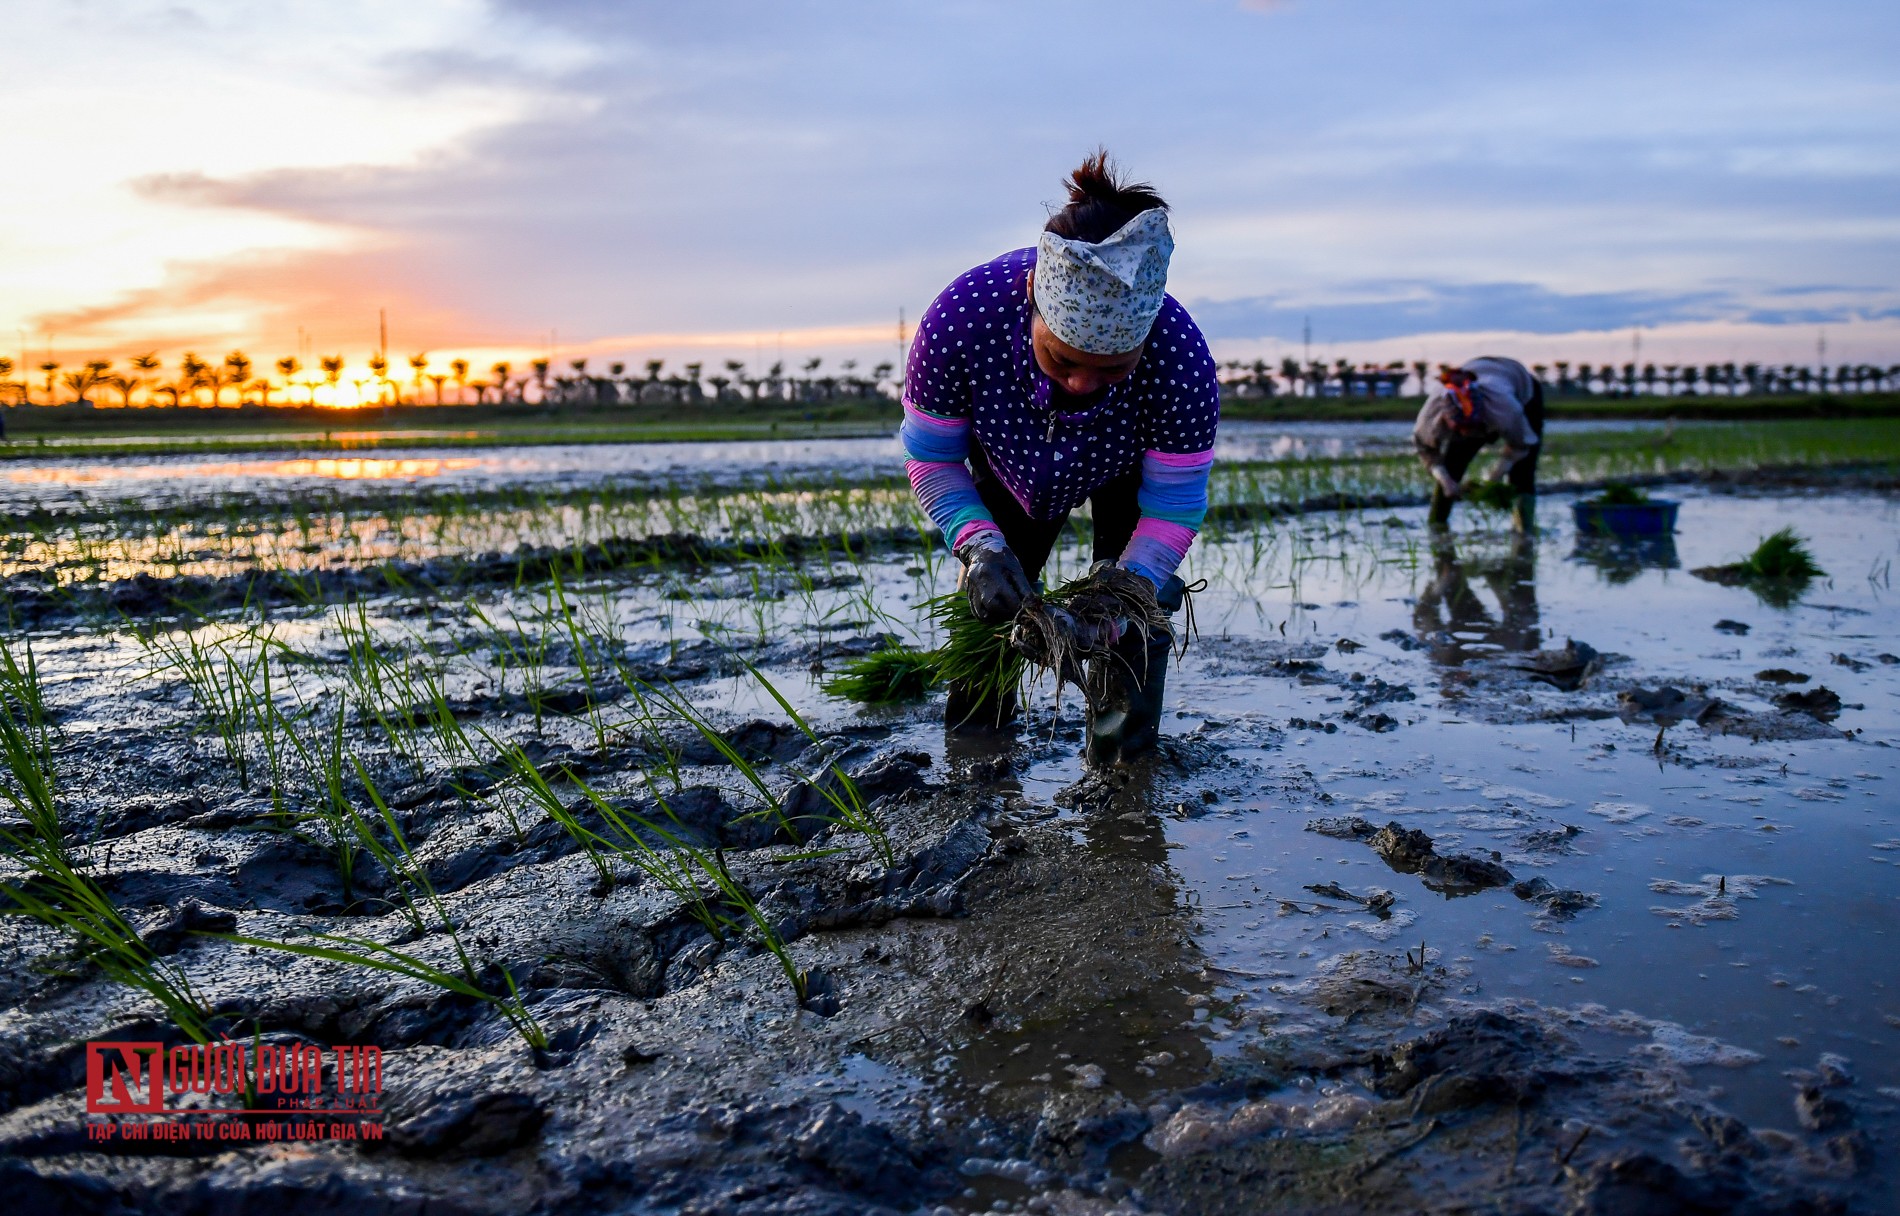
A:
[1692,527,1825,606]
[820,644,939,704]
[822,566,1179,719]
[927,590,1023,715]
[941,564,1173,713]
[1462,480,1518,511]
[1011,565,1170,667]
[1740,528,1825,580]
[1589,481,1650,506]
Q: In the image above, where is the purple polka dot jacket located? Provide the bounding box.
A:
[900,246,1220,585]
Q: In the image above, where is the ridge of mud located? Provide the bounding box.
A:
[0,470,919,529]
[0,526,926,625]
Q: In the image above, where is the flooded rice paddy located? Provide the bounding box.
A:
[0,428,1894,1214]
[0,421,1439,514]
[0,418,1868,595]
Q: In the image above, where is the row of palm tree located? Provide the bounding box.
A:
[1217,358,1900,400]
[4,347,1895,408]
[529,356,898,406]
[0,350,900,408]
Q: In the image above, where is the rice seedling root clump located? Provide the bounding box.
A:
[825,564,1178,715]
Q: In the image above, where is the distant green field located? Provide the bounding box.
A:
[1218,391,1900,424]
[0,392,1895,459]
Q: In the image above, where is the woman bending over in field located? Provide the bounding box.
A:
[900,151,1219,764]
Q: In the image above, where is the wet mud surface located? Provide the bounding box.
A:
[0,481,1895,1214]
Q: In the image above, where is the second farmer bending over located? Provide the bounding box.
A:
[1413,355,1544,530]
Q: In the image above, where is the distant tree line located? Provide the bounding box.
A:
[1217,357,1900,400]
[3,347,1895,409]
[0,350,899,408]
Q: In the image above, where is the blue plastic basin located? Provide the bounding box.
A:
[1572,499,1679,537]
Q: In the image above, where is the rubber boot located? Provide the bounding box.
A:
[1083,575,1185,768]
[1428,484,1455,529]
[945,679,1018,733]
[1510,490,1537,534]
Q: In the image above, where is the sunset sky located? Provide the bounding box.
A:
[8,0,1899,379]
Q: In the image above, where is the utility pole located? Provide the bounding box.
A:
[379,309,387,362]
[1302,315,1311,366]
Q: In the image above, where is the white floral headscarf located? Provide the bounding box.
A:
[1033,207,1175,355]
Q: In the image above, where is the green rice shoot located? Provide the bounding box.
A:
[1740,528,1825,580]
[928,590,1025,720]
[1463,480,1518,511]
[824,566,1173,724]
[1589,482,1651,506]
[820,644,940,703]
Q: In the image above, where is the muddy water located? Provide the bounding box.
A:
[1,477,1893,1213]
[0,422,1675,515]
[1155,489,1900,1131]
[679,484,1899,1204]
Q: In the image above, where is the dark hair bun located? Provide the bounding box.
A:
[1046,149,1168,243]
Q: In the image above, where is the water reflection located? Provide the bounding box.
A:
[5,456,484,486]
[949,763,1216,1119]
[1412,532,1540,669]
[1570,533,1681,585]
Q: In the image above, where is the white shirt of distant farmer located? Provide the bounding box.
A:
[1413,357,1541,454]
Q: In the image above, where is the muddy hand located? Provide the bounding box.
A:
[1011,604,1120,665]
[1430,464,1462,499]
[1062,610,1122,657]
[957,533,1033,625]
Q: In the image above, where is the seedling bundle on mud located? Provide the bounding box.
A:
[825,564,1177,723]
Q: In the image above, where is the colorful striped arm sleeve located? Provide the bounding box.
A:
[1120,448,1214,585]
[901,401,998,549]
